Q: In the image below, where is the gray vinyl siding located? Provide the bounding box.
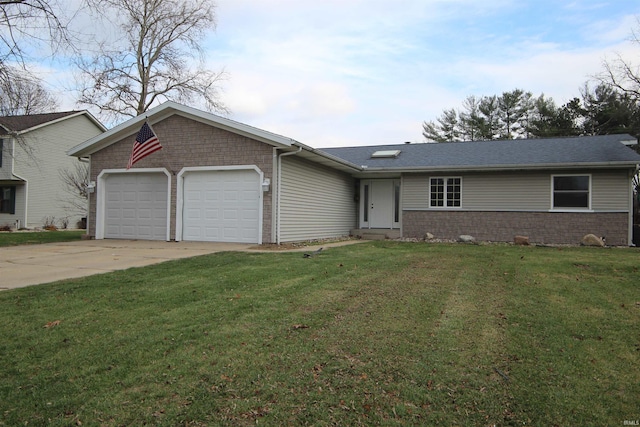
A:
[402,170,632,212]
[402,175,429,210]
[463,173,549,210]
[280,156,356,242]
[591,171,632,210]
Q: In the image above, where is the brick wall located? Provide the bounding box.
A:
[89,115,274,242]
[403,210,630,246]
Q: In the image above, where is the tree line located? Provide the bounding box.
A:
[423,18,640,144]
[422,84,640,142]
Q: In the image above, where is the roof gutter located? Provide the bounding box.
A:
[296,143,362,171]
[356,161,640,174]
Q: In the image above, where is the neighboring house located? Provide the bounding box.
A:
[0,111,106,229]
[68,101,640,246]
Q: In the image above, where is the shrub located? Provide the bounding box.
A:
[42,216,58,231]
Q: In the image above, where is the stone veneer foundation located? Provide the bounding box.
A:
[402,210,630,246]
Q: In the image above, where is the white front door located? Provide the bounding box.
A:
[361,179,399,229]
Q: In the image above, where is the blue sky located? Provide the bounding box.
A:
[50,0,640,147]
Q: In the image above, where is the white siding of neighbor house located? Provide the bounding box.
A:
[403,170,632,211]
[13,115,103,228]
[0,139,13,180]
[279,156,356,242]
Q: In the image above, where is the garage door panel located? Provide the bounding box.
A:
[104,173,168,241]
[182,169,260,243]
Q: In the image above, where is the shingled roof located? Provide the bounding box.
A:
[0,111,83,134]
[322,134,640,171]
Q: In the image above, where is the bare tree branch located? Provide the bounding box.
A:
[0,65,58,115]
[0,0,72,67]
[77,0,228,122]
[596,17,640,102]
[58,161,89,218]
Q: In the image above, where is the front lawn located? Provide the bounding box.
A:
[0,242,637,426]
[0,230,85,247]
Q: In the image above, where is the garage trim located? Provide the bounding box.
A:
[176,165,264,243]
[96,168,172,240]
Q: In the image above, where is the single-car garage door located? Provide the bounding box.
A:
[104,172,169,240]
[182,169,261,243]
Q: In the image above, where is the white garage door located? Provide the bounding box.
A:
[182,169,260,243]
[104,173,168,240]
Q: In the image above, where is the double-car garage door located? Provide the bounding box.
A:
[102,169,260,243]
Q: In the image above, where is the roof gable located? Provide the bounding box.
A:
[322,135,640,171]
[0,111,105,134]
[68,101,299,157]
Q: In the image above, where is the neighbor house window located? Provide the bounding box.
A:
[430,177,461,208]
[0,186,16,214]
[552,175,590,209]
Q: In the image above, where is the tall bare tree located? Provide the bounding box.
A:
[599,17,640,100]
[0,66,58,115]
[77,0,228,122]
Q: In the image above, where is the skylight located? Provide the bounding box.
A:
[371,150,401,158]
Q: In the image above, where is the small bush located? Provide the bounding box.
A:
[0,224,12,232]
[42,216,58,231]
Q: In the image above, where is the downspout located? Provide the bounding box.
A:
[630,165,639,246]
[276,146,302,245]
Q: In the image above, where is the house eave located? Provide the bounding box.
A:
[355,161,640,174]
[68,101,298,157]
[16,111,106,136]
[294,143,362,173]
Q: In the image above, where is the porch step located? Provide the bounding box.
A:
[361,233,387,241]
[352,229,400,240]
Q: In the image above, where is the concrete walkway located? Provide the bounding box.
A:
[0,239,364,290]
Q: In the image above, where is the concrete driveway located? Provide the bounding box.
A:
[0,240,255,290]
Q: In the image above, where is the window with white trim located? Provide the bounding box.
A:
[0,186,16,214]
[552,175,590,209]
[430,177,461,208]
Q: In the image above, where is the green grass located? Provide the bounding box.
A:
[0,241,638,426]
[0,230,84,247]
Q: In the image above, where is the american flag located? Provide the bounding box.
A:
[126,121,162,169]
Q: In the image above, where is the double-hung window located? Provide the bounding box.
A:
[430,177,461,208]
[552,175,590,210]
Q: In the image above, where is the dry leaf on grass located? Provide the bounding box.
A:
[44,320,61,328]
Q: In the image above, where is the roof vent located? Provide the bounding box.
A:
[371,149,401,158]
